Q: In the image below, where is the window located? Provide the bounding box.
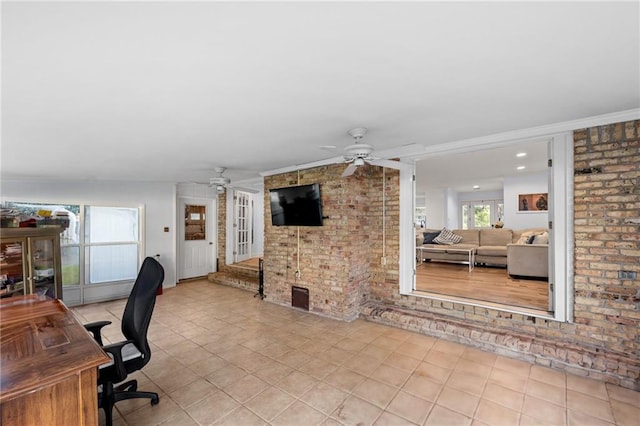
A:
[460,200,503,229]
[85,206,140,284]
[2,201,142,305]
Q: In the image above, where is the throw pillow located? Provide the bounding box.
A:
[433,229,463,245]
[533,232,549,244]
[527,235,536,244]
[517,231,537,244]
[423,231,441,244]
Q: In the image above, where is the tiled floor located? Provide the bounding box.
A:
[72,280,640,426]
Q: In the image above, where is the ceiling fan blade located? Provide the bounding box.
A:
[342,163,358,177]
[369,158,412,172]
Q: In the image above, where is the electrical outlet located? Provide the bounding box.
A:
[381,257,386,265]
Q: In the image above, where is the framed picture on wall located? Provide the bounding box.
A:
[518,193,548,212]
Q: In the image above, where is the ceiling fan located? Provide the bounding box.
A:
[208,167,231,193]
[341,127,413,177]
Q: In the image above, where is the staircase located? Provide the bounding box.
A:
[207,259,262,294]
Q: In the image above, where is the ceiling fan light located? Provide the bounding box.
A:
[354,157,365,166]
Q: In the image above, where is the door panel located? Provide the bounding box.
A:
[179,198,215,279]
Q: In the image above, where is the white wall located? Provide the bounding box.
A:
[1,180,177,294]
[445,188,459,229]
[251,190,264,256]
[503,172,549,229]
[424,188,445,229]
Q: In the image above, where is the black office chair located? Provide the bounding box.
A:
[84,256,164,426]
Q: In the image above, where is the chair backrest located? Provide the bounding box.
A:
[121,257,164,363]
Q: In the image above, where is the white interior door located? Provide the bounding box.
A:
[179,197,216,279]
[235,191,252,262]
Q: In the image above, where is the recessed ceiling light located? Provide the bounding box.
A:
[473,185,480,189]
[516,152,527,157]
[517,166,526,170]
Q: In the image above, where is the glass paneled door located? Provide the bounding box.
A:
[234,191,252,262]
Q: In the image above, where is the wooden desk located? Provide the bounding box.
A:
[0,295,110,425]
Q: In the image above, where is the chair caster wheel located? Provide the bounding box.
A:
[151,396,160,405]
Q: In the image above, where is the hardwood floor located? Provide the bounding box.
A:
[415,261,549,311]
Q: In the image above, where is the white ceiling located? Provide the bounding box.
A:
[2,2,639,187]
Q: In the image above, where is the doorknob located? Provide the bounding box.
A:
[209,242,213,245]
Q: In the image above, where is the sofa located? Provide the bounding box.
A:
[416,227,548,278]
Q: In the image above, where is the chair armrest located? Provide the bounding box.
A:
[84,320,112,346]
[101,340,135,384]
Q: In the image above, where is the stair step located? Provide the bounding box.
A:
[208,271,259,292]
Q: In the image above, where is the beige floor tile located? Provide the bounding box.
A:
[610,399,640,426]
[353,378,400,408]
[522,395,566,426]
[276,370,318,397]
[526,378,566,407]
[423,350,459,370]
[445,370,487,396]
[158,410,199,425]
[436,387,480,418]
[123,394,182,425]
[606,383,640,408]
[386,390,433,425]
[530,365,567,388]
[371,335,406,352]
[301,382,349,415]
[244,385,295,421]
[344,352,383,376]
[369,363,412,388]
[323,346,354,365]
[432,339,466,356]
[424,404,472,426]
[331,395,384,426]
[252,360,294,385]
[271,400,327,426]
[413,361,452,384]
[455,358,492,378]
[225,374,268,403]
[324,366,367,392]
[175,346,217,367]
[488,367,528,393]
[567,409,615,426]
[385,353,421,372]
[401,374,443,402]
[186,390,240,425]
[566,374,609,400]
[214,406,267,426]
[164,339,201,356]
[395,341,431,360]
[152,367,200,394]
[335,337,367,352]
[298,357,339,380]
[278,349,313,369]
[493,356,532,377]
[359,343,394,362]
[169,377,219,409]
[461,347,497,367]
[374,411,420,425]
[474,398,520,426]
[481,382,524,412]
[206,364,248,389]
[566,390,615,423]
[188,354,230,376]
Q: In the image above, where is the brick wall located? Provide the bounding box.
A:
[263,164,399,321]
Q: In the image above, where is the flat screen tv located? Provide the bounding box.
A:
[269,183,323,226]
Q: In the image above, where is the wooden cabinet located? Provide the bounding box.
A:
[0,228,63,300]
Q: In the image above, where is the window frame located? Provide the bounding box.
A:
[400,132,574,323]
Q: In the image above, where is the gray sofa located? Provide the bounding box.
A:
[416,227,548,278]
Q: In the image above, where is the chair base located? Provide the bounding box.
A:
[99,379,159,426]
